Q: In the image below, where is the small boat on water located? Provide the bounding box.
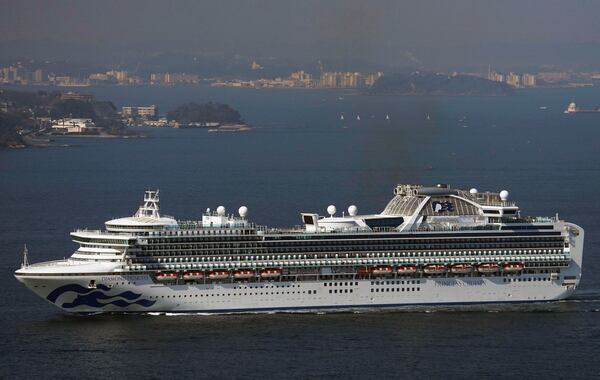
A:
[356,115,361,121]
[564,102,600,114]
[386,114,390,120]
[340,114,344,120]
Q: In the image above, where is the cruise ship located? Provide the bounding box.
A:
[15,184,584,314]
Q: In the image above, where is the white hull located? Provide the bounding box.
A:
[16,271,580,314]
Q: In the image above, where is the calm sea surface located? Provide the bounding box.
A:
[1,85,599,378]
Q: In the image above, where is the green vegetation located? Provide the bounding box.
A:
[0,111,30,147]
[167,102,242,124]
[370,72,513,96]
[0,88,124,147]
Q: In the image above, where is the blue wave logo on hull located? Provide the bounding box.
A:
[47,283,156,309]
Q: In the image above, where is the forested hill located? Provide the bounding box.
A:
[167,102,242,124]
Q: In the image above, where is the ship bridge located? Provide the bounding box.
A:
[105,190,178,233]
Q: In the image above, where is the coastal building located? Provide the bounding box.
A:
[536,72,571,83]
[521,73,536,87]
[150,73,200,85]
[340,72,361,88]
[364,72,384,87]
[505,72,521,87]
[61,92,94,102]
[289,70,314,86]
[51,118,98,134]
[320,72,339,88]
[320,71,381,88]
[122,105,158,120]
[107,70,129,82]
[32,69,45,83]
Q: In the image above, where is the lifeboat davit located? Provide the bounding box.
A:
[259,268,282,278]
[207,270,230,280]
[233,269,255,279]
[423,264,447,274]
[182,271,204,280]
[477,263,500,273]
[503,262,524,272]
[396,264,417,274]
[371,265,393,276]
[156,272,177,281]
[451,263,473,274]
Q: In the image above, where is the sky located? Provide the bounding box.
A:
[1,0,600,70]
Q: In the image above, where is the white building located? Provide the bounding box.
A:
[51,118,97,133]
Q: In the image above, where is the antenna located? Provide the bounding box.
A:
[22,244,29,268]
[135,189,161,218]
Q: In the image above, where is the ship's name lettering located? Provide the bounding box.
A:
[101,275,146,281]
[436,279,485,287]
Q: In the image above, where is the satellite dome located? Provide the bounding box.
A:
[327,205,336,217]
[348,205,358,216]
[469,188,478,195]
[216,206,226,216]
[238,206,248,218]
[499,190,509,201]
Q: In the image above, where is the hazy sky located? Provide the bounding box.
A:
[1,0,600,69]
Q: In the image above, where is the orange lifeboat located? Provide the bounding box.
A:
[451,263,473,274]
[503,262,524,272]
[233,269,255,279]
[156,272,177,281]
[477,263,500,273]
[396,265,417,274]
[423,264,447,274]
[182,271,204,280]
[371,265,393,276]
[259,268,282,278]
[207,270,230,280]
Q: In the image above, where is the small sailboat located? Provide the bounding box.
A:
[340,114,344,120]
[356,115,361,121]
[426,114,431,120]
[385,114,390,120]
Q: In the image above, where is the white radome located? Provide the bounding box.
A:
[327,205,336,216]
[470,188,478,195]
[500,190,509,201]
[217,206,226,216]
[348,205,358,216]
[238,206,248,218]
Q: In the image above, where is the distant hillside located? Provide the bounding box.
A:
[167,102,242,124]
[0,88,124,147]
[370,72,513,96]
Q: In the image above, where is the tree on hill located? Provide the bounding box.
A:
[167,102,242,124]
[50,99,97,120]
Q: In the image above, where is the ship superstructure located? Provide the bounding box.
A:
[15,184,584,314]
